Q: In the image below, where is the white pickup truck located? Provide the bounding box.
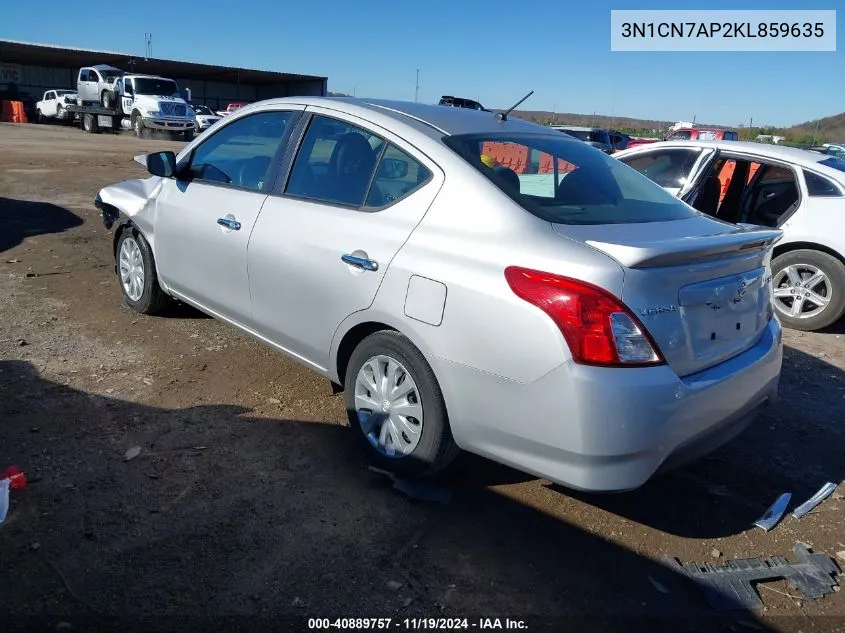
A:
[35,89,78,123]
[67,73,196,140]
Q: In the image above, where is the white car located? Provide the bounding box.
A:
[615,140,845,331]
[190,104,221,133]
[35,89,77,123]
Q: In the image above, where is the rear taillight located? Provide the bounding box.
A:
[504,266,664,367]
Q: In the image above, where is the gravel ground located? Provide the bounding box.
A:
[1,122,844,633]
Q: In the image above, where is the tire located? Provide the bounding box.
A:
[82,113,98,134]
[133,113,146,139]
[344,331,460,478]
[771,249,845,331]
[115,229,172,315]
[101,90,112,109]
[56,105,64,122]
[36,109,44,124]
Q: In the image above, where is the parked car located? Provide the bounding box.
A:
[216,102,247,117]
[666,127,739,141]
[190,104,222,133]
[438,95,489,111]
[615,140,845,331]
[94,97,782,492]
[76,65,124,107]
[35,89,77,123]
[808,144,845,159]
[550,126,628,153]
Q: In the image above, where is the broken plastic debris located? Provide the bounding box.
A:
[647,575,670,594]
[754,492,791,531]
[792,482,837,519]
[665,542,841,611]
[124,446,142,462]
[0,479,9,524]
[1,466,27,491]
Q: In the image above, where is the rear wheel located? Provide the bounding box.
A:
[82,113,98,134]
[771,249,845,331]
[36,109,44,124]
[116,229,172,315]
[344,331,460,478]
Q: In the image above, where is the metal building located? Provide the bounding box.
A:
[0,39,327,115]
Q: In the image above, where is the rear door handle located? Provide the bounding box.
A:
[341,254,378,271]
[217,217,241,230]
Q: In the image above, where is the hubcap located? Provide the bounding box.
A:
[773,263,831,320]
[118,237,145,302]
[354,355,423,458]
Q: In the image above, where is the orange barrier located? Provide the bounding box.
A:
[0,101,29,123]
[482,141,530,174]
[538,152,576,174]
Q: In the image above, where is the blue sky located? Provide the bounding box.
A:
[3,0,843,126]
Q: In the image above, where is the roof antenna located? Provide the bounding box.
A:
[496,90,534,122]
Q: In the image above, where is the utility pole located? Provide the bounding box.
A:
[749,116,753,141]
[552,103,556,125]
[144,33,152,60]
[415,69,419,103]
[812,118,821,145]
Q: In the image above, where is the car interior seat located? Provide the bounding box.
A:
[492,165,520,193]
[327,132,381,205]
[692,171,721,216]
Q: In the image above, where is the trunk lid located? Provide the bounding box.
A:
[553,217,782,376]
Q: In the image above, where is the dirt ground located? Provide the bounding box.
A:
[1,122,844,633]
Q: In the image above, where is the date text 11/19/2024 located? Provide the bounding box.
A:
[308,618,529,630]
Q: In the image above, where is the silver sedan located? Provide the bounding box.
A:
[95,97,783,492]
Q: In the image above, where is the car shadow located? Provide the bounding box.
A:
[0,359,778,631]
[0,197,83,253]
[544,344,845,539]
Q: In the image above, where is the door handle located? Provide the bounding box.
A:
[764,192,776,199]
[217,217,241,231]
[341,254,378,271]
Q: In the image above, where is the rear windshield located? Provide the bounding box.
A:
[667,131,692,140]
[443,133,699,225]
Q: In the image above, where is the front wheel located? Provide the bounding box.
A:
[771,249,845,331]
[115,229,172,315]
[133,115,146,138]
[344,331,460,478]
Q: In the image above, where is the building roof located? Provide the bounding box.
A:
[0,39,326,86]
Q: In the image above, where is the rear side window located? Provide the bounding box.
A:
[618,148,700,189]
[444,133,698,225]
[804,170,843,197]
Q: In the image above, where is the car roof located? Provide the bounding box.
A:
[616,139,845,178]
[88,64,122,72]
[248,96,551,140]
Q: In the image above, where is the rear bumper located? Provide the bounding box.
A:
[436,317,783,492]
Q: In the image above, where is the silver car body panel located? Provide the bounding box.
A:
[97,97,784,491]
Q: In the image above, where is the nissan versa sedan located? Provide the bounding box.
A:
[94,97,783,492]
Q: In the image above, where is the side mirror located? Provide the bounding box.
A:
[379,157,409,180]
[184,88,192,102]
[138,151,177,178]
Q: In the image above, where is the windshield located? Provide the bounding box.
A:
[134,78,180,98]
[100,70,123,80]
[444,133,699,225]
[193,105,213,115]
[819,157,845,173]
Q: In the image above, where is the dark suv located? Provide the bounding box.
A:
[550,126,630,153]
[438,95,489,111]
